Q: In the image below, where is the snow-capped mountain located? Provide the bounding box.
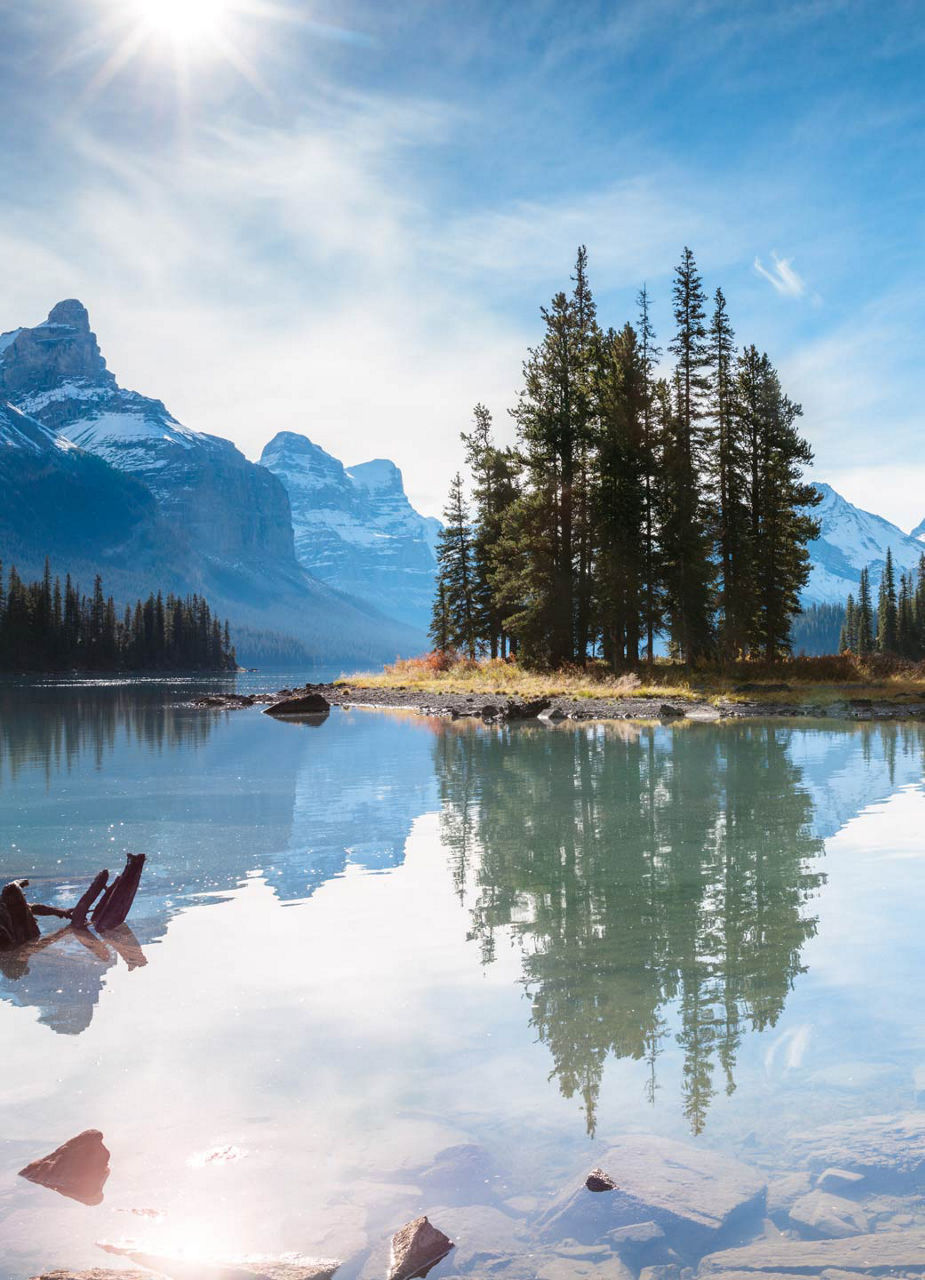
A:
[0,396,176,574]
[802,482,924,606]
[260,431,441,631]
[0,303,423,662]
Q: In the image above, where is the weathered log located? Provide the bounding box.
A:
[70,869,110,929]
[0,881,41,949]
[93,854,145,932]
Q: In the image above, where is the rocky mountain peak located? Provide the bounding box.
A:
[0,299,113,406]
[46,298,92,330]
[348,457,404,494]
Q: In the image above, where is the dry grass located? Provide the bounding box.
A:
[337,652,925,706]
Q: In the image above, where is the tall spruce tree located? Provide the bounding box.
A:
[462,403,520,658]
[663,247,715,660]
[507,247,599,663]
[637,286,664,660]
[733,347,820,658]
[876,548,898,653]
[433,473,478,659]
[709,290,750,656]
[856,567,874,655]
[593,322,646,666]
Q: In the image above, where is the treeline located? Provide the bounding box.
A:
[432,246,820,667]
[791,603,846,657]
[841,550,925,659]
[0,561,236,672]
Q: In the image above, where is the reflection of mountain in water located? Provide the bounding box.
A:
[435,722,833,1135]
[792,722,925,839]
[0,685,439,1035]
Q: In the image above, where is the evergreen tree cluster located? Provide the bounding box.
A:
[432,246,821,666]
[790,603,846,657]
[840,550,925,659]
[0,561,236,672]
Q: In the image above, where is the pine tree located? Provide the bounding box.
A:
[709,290,749,656]
[734,347,820,659]
[876,548,898,653]
[433,473,478,659]
[663,247,715,661]
[857,567,874,656]
[840,595,857,652]
[636,286,664,660]
[593,322,646,665]
[462,403,520,658]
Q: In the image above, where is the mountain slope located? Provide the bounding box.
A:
[0,303,423,662]
[260,431,440,631]
[802,483,924,606]
[0,398,178,576]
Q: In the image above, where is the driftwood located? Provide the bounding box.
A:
[0,881,41,948]
[93,854,145,931]
[0,855,146,951]
[71,869,110,928]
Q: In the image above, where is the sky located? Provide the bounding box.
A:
[1,0,923,525]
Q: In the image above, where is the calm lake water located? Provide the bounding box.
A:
[1,680,925,1276]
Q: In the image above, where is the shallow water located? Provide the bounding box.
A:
[1,682,925,1276]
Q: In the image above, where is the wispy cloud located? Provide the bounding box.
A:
[753,251,808,297]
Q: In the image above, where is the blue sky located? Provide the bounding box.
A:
[1,0,923,523]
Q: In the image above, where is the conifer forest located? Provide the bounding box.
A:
[431,246,822,667]
[0,562,236,672]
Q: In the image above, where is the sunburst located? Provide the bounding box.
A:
[85,0,280,100]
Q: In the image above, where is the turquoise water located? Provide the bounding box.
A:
[1,682,924,1275]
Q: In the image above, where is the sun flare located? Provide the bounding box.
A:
[126,0,234,48]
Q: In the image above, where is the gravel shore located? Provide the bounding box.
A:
[193,683,925,723]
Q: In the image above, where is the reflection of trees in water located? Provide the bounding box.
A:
[0,683,217,786]
[434,722,826,1135]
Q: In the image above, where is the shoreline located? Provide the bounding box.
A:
[195,682,925,723]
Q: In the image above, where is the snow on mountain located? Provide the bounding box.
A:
[261,431,440,631]
[0,302,424,661]
[802,482,924,606]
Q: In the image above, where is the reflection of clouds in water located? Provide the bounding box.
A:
[0,923,147,1035]
[763,1024,812,1075]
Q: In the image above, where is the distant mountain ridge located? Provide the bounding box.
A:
[260,431,440,631]
[802,482,924,607]
[0,302,424,663]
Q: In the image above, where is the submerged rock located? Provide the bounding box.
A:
[386,1216,453,1280]
[698,1227,925,1274]
[19,1129,110,1205]
[413,1143,500,1204]
[537,1135,765,1254]
[816,1167,865,1193]
[29,1273,149,1280]
[792,1111,925,1183]
[96,1246,340,1280]
[766,1170,813,1219]
[787,1188,869,1238]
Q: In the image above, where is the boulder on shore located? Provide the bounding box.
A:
[536,1135,765,1254]
[19,1129,110,1205]
[264,693,331,718]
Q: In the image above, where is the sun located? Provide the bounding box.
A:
[126,0,234,48]
[86,0,276,100]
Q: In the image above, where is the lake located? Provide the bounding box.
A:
[1,679,925,1278]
